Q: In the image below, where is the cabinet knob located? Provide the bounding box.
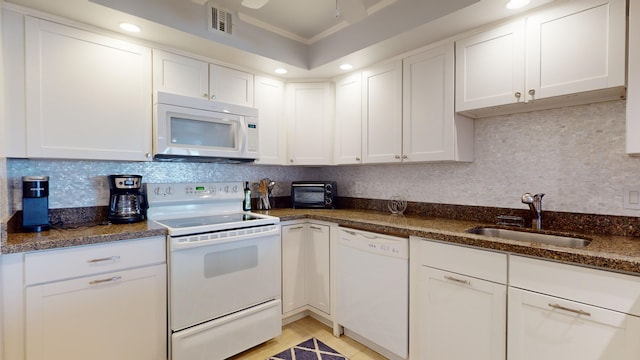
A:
[203,93,208,99]
[528,89,536,98]
[402,155,408,159]
[211,94,216,100]
[290,159,294,163]
[395,155,401,159]
[355,157,361,161]
[515,92,522,99]
[146,153,152,159]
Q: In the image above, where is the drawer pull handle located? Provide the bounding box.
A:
[343,230,356,236]
[444,276,471,286]
[548,303,591,317]
[288,226,304,230]
[89,276,122,285]
[87,256,121,264]
[309,226,323,231]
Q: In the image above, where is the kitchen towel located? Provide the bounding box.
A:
[267,337,348,360]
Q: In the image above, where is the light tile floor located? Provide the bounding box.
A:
[228,316,387,360]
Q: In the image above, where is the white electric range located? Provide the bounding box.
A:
[146,182,281,360]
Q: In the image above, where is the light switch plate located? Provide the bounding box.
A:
[624,186,640,210]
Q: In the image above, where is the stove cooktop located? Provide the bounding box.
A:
[154,213,263,229]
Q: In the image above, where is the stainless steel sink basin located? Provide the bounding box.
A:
[466,227,591,248]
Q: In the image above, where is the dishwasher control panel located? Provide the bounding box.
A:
[338,228,408,259]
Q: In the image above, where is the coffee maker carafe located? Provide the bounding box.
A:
[108,175,146,223]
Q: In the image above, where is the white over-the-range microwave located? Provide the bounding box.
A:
[153,91,259,163]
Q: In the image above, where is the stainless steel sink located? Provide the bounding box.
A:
[466,227,591,248]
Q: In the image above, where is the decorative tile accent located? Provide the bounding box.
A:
[268,338,348,360]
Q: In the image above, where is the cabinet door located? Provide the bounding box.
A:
[508,287,640,360]
[334,73,363,165]
[254,76,286,165]
[152,49,209,99]
[286,82,333,165]
[362,61,402,163]
[209,64,254,106]
[306,224,330,314]
[414,266,506,360]
[403,43,473,162]
[25,264,167,360]
[281,224,307,313]
[628,0,640,154]
[455,19,526,111]
[24,17,152,161]
[525,0,625,101]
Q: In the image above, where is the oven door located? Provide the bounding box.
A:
[169,225,281,331]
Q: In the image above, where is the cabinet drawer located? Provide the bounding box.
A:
[510,255,640,316]
[25,236,166,285]
[412,237,507,284]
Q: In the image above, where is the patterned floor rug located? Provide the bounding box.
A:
[267,337,348,360]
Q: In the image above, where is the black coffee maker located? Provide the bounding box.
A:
[108,175,147,223]
[22,176,50,232]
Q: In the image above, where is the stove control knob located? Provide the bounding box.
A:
[232,185,239,192]
[165,186,173,195]
[224,185,230,193]
[153,187,161,195]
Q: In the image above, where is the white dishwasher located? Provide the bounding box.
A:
[337,227,409,360]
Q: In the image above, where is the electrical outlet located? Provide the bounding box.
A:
[624,186,640,210]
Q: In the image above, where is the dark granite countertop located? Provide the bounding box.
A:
[259,208,640,275]
[5,206,640,276]
[2,220,167,254]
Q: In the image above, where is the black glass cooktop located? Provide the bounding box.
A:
[157,213,261,229]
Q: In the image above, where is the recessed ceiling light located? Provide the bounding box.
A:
[119,23,141,33]
[505,0,530,9]
[275,68,288,74]
[340,63,354,71]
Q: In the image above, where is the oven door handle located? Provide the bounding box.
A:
[170,225,280,251]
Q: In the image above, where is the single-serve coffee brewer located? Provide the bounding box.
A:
[108,175,146,223]
[22,176,50,232]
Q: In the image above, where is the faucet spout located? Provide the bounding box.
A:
[521,193,545,230]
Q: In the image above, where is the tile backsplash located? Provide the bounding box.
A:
[5,100,640,217]
[6,160,315,213]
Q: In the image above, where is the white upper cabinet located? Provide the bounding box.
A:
[627,0,640,155]
[403,43,473,162]
[456,0,626,118]
[334,73,363,165]
[152,49,209,99]
[254,76,286,165]
[25,17,152,161]
[525,0,625,100]
[152,50,254,107]
[209,64,254,107]
[286,82,334,165]
[362,61,403,164]
[455,20,526,112]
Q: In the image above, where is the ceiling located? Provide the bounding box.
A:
[3,0,555,79]
[208,0,396,43]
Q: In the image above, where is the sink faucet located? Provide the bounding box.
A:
[521,193,545,230]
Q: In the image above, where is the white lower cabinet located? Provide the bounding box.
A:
[410,238,507,360]
[25,265,166,360]
[17,237,167,360]
[508,288,640,360]
[281,222,331,316]
[508,255,640,360]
